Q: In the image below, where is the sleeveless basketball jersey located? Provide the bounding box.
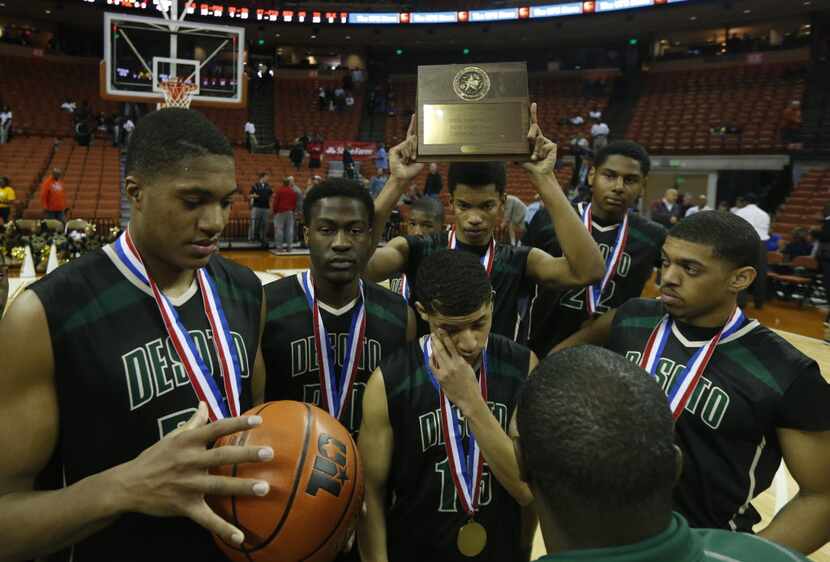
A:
[609,298,830,532]
[405,232,532,341]
[524,205,665,356]
[382,334,530,562]
[262,274,409,436]
[30,247,262,562]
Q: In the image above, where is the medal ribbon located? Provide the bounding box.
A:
[113,230,241,421]
[398,273,411,304]
[639,307,745,420]
[580,203,630,315]
[448,227,495,276]
[300,271,367,420]
[423,337,487,516]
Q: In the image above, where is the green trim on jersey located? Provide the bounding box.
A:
[388,365,431,401]
[55,280,143,338]
[367,301,406,329]
[721,343,784,395]
[266,295,308,322]
[629,224,663,250]
[213,275,262,307]
[617,314,662,330]
[490,356,527,382]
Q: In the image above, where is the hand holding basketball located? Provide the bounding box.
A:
[430,330,484,414]
[111,402,273,547]
[523,102,558,179]
[388,114,424,184]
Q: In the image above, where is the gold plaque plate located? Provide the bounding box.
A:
[417,62,530,162]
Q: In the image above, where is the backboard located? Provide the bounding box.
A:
[101,7,246,108]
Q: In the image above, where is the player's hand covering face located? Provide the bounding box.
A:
[429,327,488,412]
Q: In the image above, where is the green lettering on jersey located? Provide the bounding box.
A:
[146,338,174,397]
[722,344,783,394]
[618,315,663,330]
[123,347,154,410]
[629,226,662,250]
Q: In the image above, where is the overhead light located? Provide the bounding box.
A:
[275,33,280,38]
[310,34,317,39]
[744,9,751,13]
[690,15,697,20]
[345,35,351,40]
[45,9,51,13]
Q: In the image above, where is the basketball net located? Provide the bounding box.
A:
[159,78,197,109]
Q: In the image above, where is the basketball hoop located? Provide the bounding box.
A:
[159,78,198,109]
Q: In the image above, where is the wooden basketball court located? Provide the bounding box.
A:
[4,249,830,560]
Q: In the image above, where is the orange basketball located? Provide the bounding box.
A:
[209,401,365,562]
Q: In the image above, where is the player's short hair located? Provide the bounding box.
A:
[448,162,507,195]
[594,140,651,177]
[125,108,233,181]
[415,250,492,317]
[303,177,374,226]
[669,210,760,269]
[516,346,676,530]
[410,197,445,224]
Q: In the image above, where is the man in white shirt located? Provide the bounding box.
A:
[591,122,610,153]
[502,194,528,247]
[0,107,12,144]
[123,119,135,147]
[589,109,602,120]
[684,194,711,217]
[244,121,256,152]
[733,193,770,309]
[569,115,585,126]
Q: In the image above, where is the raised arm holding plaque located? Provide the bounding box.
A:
[417,62,531,162]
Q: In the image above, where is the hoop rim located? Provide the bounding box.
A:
[159,78,199,107]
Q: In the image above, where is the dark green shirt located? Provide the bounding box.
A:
[535,512,809,562]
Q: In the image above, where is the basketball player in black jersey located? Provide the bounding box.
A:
[557,211,830,555]
[261,178,415,437]
[358,250,538,562]
[523,140,665,356]
[365,107,605,341]
[389,196,445,299]
[0,109,273,562]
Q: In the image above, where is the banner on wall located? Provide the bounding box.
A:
[323,141,378,161]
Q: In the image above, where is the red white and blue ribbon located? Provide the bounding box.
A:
[398,273,411,304]
[639,307,745,420]
[580,202,629,316]
[423,336,487,516]
[448,226,495,276]
[113,230,242,421]
[300,271,366,420]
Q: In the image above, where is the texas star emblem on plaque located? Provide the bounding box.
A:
[452,66,491,102]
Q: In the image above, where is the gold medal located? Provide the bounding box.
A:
[457,520,487,557]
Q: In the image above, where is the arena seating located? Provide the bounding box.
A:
[0,137,56,223]
[771,169,830,241]
[0,55,117,137]
[22,143,121,223]
[628,62,806,153]
[274,76,363,145]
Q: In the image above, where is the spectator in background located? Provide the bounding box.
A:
[375,143,388,172]
[502,194,528,247]
[247,172,272,248]
[307,139,323,169]
[289,142,304,171]
[717,200,731,212]
[589,108,602,121]
[570,137,592,194]
[783,227,813,262]
[650,188,682,229]
[684,194,711,217]
[342,145,355,179]
[74,118,92,147]
[568,114,584,126]
[733,193,770,309]
[818,203,830,333]
[590,121,610,153]
[525,193,543,225]
[244,121,256,153]
[369,169,387,199]
[318,87,326,111]
[424,163,443,198]
[730,196,747,214]
[60,99,77,113]
[123,118,135,147]
[781,100,802,149]
[345,93,355,109]
[272,177,298,253]
[298,132,310,151]
[0,177,16,224]
[0,252,7,320]
[288,176,305,247]
[0,105,12,144]
[40,168,67,223]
